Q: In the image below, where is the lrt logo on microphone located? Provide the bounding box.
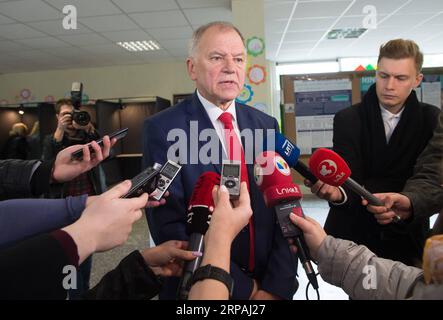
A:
[274,156,291,176]
[282,140,294,157]
[318,160,337,178]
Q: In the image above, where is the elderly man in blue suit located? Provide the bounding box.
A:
[142,21,297,300]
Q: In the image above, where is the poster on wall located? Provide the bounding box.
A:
[294,78,352,154]
[360,76,375,96]
[421,74,442,109]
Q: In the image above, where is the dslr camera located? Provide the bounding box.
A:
[70,82,91,126]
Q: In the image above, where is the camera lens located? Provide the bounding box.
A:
[72,110,91,126]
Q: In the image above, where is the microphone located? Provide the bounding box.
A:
[273,132,319,184]
[177,171,220,300]
[254,151,319,290]
[308,148,383,206]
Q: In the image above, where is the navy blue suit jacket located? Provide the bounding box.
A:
[142,93,297,299]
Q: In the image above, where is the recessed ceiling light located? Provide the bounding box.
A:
[117,40,161,52]
[327,28,367,40]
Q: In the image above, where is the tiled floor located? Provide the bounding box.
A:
[90,188,438,300]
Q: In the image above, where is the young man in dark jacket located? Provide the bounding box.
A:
[306,39,441,266]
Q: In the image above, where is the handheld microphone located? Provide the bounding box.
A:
[254,151,319,290]
[177,171,220,300]
[273,132,319,184]
[309,148,383,206]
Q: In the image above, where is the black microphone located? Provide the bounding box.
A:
[176,171,220,300]
[254,151,319,291]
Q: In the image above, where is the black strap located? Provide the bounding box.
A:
[191,264,234,297]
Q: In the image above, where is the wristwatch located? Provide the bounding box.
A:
[191,264,234,297]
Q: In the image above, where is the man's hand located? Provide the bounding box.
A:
[52,135,116,183]
[288,214,327,261]
[363,193,412,225]
[57,113,72,131]
[140,240,199,277]
[304,179,343,203]
[62,180,147,264]
[146,191,169,208]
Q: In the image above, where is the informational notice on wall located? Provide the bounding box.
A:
[294,78,352,154]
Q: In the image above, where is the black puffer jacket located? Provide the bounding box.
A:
[0,159,54,200]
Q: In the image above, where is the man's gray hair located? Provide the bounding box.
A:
[188,21,245,57]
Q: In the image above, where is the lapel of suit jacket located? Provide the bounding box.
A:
[185,92,222,174]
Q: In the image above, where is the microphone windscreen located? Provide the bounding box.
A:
[186,172,220,235]
[309,148,351,187]
[274,132,301,167]
[254,151,302,207]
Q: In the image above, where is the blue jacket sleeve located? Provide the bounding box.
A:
[0,195,87,248]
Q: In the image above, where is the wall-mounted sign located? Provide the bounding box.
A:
[44,95,55,103]
[247,64,266,85]
[16,88,35,102]
[236,84,254,104]
[246,36,265,57]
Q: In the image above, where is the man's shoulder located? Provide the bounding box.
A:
[238,102,277,124]
[334,103,361,121]
[144,99,190,126]
[419,102,441,116]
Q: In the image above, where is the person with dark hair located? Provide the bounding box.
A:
[305,39,441,267]
[41,99,104,298]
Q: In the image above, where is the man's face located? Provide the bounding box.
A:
[58,104,74,129]
[186,26,246,108]
[375,57,423,110]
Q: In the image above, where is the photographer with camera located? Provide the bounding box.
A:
[41,96,104,299]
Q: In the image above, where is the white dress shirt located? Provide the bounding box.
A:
[380,105,405,143]
[197,90,242,157]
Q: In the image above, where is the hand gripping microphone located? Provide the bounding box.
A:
[273,132,319,184]
[309,148,384,206]
[177,171,220,300]
[254,151,319,290]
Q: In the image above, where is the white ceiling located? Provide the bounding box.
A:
[0,0,442,74]
[265,0,443,62]
[0,0,232,73]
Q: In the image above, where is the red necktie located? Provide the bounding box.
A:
[218,112,255,272]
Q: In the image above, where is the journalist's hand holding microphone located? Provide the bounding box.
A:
[188,182,252,300]
[141,240,199,277]
[304,179,343,203]
[288,214,327,261]
[362,193,412,224]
